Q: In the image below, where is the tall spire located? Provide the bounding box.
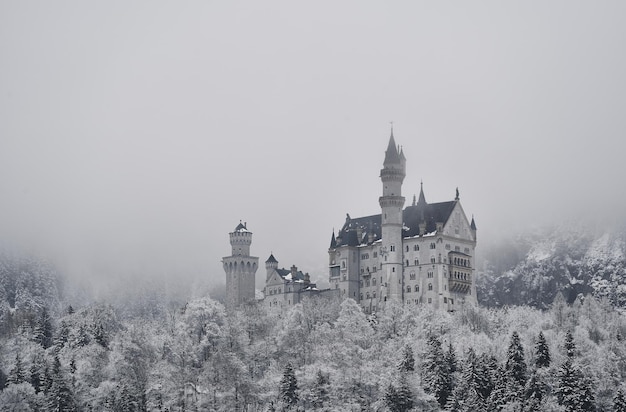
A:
[470,215,477,231]
[418,181,426,204]
[412,194,416,206]
[383,129,401,166]
[329,230,337,249]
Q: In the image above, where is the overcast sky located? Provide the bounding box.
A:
[1,1,625,296]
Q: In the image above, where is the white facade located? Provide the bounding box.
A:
[328,133,478,313]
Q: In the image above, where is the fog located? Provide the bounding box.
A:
[1,1,626,298]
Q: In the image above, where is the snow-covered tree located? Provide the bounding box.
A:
[279,362,298,409]
[534,331,551,368]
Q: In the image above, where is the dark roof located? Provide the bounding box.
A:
[332,200,458,248]
[329,232,337,249]
[234,221,248,232]
[265,253,278,264]
[470,216,477,230]
[276,268,306,282]
[383,134,401,166]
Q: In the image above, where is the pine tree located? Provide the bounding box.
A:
[34,307,54,349]
[398,344,415,372]
[523,371,545,412]
[614,388,626,412]
[311,370,330,409]
[445,341,458,373]
[422,335,452,407]
[395,373,414,412]
[48,355,77,412]
[279,362,299,409]
[384,382,399,412]
[534,331,551,368]
[8,353,26,384]
[564,330,576,359]
[505,331,527,390]
[555,358,595,412]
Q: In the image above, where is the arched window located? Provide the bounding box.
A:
[414,244,419,251]
[428,283,433,291]
[406,245,409,252]
[406,260,409,267]
[372,278,377,286]
[406,286,411,293]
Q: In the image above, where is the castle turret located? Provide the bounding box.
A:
[222,221,259,309]
[265,253,278,281]
[379,129,405,301]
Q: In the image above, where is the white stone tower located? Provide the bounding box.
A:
[379,130,406,301]
[222,221,258,308]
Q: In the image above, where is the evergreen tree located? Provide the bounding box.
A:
[311,369,330,409]
[395,374,414,412]
[48,355,77,412]
[384,382,399,412]
[555,358,595,412]
[459,348,492,412]
[279,362,298,409]
[534,331,550,368]
[505,331,527,390]
[8,353,26,385]
[445,341,458,373]
[398,344,415,372]
[30,361,42,393]
[0,364,6,390]
[523,371,545,412]
[34,306,54,349]
[614,389,626,412]
[564,330,576,359]
[422,335,451,407]
[94,322,108,348]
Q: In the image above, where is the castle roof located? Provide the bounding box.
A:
[332,200,457,248]
[265,253,278,264]
[276,268,306,282]
[233,221,250,232]
[383,133,401,166]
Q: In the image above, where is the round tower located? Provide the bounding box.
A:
[222,221,259,309]
[379,130,406,301]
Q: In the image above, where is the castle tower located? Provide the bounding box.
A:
[222,221,259,308]
[265,253,278,281]
[379,130,406,301]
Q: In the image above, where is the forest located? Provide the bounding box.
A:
[1,267,626,412]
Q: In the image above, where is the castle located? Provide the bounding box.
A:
[223,130,477,311]
[328,131,477,312]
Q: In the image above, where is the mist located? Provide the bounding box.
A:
[2,1,626,299]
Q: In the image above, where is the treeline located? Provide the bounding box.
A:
[1,293,626,411]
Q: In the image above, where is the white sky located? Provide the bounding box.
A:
[1,1,626,296]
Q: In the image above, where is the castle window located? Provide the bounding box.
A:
[428,283,433,291]
[428,298,432,304]
[360,293,363,300]
[406,260,409,267]
[373,252,378,258]
[373,267,377,273]
[406,286,411,293]
[428,271,433,278]
[416,285,419,292]
[444,297,448,303]
[373,292,377,298]
[450,298,454,304]
[414,245,419,251]
[372,278,377,286]
[430,243,436,249]
[430,257,436,264]
[366,279,370,287]
[366,292,370,299]
[392,267,395,272]
[406,245,409,252]
[390,245,395,252]
[409,272,416,280]
[414,259,419,266]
